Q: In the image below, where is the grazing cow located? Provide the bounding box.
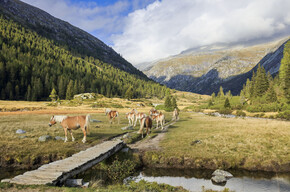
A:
[49,115,90,143]
[107,110,119,124]
[172,108,179,121]
[138,116,152,138]
[152,112,165,130]
[134,112,146,127]
[126,111,135,126]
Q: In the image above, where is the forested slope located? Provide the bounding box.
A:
[0,16,168,100]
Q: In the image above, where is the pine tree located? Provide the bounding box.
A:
[26,85,32,101]
[253,64,269,97]
[125,87,133,100]
[66,80,74,100]
[49,88,58,102]
[280,41,290,103]
[217,86,224,98]
[265,83,277,102]
[164,95,172,108]
[58,77,65,99]
[224,98,231,109]
[171,97,177,109]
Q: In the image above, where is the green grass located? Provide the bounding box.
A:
[0,113,130,168]
[150,112,290,171]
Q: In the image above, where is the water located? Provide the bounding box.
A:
[129,168,290,192]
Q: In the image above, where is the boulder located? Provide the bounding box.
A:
[65,179,83,187]
[38,135,52,142]
[16,129,26,134]
[211,175,227,185]
[121,147,130,153]
[212,169,233,178]
[55,136,65,141]
[121,125,133,130]
[19,136,27,139]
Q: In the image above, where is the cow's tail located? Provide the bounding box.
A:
[85,114,90,135]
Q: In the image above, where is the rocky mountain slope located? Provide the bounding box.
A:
[0,0,146,78]
[141,37,289,95]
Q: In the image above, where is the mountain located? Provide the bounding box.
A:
[0,0,146,78]
[0,0,168,100]
[141,37,289,95]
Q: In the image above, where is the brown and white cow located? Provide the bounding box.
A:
[106,110,119,124]
[134,112,146,127]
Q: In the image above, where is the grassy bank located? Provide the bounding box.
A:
[143,112,290,172]
[0,112,130,169]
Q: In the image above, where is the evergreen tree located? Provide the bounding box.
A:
[217,86,224,98]
[265,83,277,102]
[211,92,215,100]
[66,80,74,100]
[26,85,32,101]
[253,64,269,97]
[49,88,58,102]
[125,87,133,100]
[226,90,232,98]
[280,41,290,103]
[171,97,177,109]
[224,98,231,109]
[164,95,172,108]
[58,77,65,99]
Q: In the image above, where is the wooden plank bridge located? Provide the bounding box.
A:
[2,139,125,186]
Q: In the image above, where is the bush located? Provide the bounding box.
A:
[156,105,173,112]
[219,108,232,115]
[276,110,290,120]
[107,158,136,183]
[236,110,246,117]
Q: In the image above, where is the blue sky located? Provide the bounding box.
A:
[22,0,290,65]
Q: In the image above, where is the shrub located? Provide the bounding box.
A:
[276,110,290,120]
[107,158,136,183]
[236,110,246,117]
[219,108,232,115]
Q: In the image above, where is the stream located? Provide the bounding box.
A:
[128,168,290,192]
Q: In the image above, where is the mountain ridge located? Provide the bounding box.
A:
[0,0,147,78]
[142,37,289,95]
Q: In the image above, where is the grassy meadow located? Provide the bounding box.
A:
[144,112,290,172]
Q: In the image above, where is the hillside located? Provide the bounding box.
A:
[0,0,146,77]
[0,1,169,100]
[142,37,289,95]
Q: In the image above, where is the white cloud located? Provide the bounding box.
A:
[112,0,290,64]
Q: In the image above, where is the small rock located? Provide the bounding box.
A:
[122,133,131,139]
[38,135,52,142]
[82,182,90,188]
[65,179,83,187]
[90,119,102,123]
[190,140,202,145]
[19,135,27,139]
[16,129,26,134]
[1,179,11,183]
[121,147,129,153]
[121,125,133,130]
[54,136,65,141]
[211,175,227,185]
[212,169,233,178]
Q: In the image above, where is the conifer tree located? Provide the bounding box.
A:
[125,87,133,99]
[66,80,74,100]
[171,97,177,109]
[280,41,290,103]
[164,95,172,108]
[49,88,58,102]
[217,86,224,98]
[265,83,277,102]
[224,98,231,109]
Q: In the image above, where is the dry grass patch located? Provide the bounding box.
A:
[158,112,290,171]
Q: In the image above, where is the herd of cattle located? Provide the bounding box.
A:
[48,108,179,143]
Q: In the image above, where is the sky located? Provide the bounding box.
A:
[22,0,290,65]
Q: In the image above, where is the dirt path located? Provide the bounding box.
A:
[128,120,177,151]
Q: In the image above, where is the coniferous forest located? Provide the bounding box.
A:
[0,15,169,101]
